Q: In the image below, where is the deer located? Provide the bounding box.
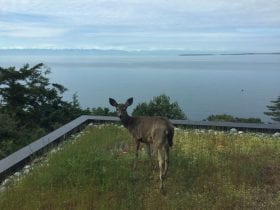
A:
[109,97,174,191]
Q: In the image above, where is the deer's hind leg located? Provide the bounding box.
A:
[157,148,165,191]
[146,143,155,170]
[133,139,140,169]
[163,144,169,178]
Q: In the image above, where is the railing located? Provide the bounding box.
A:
[1,115,279,182]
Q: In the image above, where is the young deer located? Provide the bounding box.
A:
[109,97,174,191]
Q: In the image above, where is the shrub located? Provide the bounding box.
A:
[207,114,262,123]
[132,94,186,119]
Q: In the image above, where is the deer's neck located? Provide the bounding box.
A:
[120,114,134,129]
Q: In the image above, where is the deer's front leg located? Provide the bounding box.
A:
[133,139,140,169]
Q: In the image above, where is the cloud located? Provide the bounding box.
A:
[0,0,279,50]
[0,21,67,38]
[1,0,280,27]
[0,11,56,23]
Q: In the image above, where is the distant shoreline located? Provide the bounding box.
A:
[179,52,280,56]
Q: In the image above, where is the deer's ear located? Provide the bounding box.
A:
[125,97,133,107]
[109,98,118,107]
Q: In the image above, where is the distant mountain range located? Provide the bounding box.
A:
[0,48,138,56]
[0,49,279,56]
[0,48,186,56]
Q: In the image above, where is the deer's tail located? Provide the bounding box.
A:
[166,128,174,147]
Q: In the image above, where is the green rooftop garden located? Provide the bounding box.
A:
[1,124,280,209]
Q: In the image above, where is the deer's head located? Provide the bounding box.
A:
[109,97,133,119]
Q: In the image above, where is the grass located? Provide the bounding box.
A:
[1,124,280,209]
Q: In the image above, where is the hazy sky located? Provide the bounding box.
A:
[0,0,280,52]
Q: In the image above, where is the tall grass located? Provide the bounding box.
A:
[1,124,280,209]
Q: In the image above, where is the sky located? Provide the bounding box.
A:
[0,0,280,52]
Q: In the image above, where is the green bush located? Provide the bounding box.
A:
[207,114,262,123]
[91,107,116,116]
[132,94,186,119]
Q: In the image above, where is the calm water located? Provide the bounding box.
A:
[1,53,280,122]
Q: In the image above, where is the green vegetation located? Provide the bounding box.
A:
[132,94,186,119]
[1,125,280,209]
[265,95,280,122]
[91,107,116,116]
[207,114,263,123]
[0,64,90,159]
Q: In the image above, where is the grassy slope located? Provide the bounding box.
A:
[1,124,280,209]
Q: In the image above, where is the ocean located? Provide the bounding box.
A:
[0,50,279,122]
